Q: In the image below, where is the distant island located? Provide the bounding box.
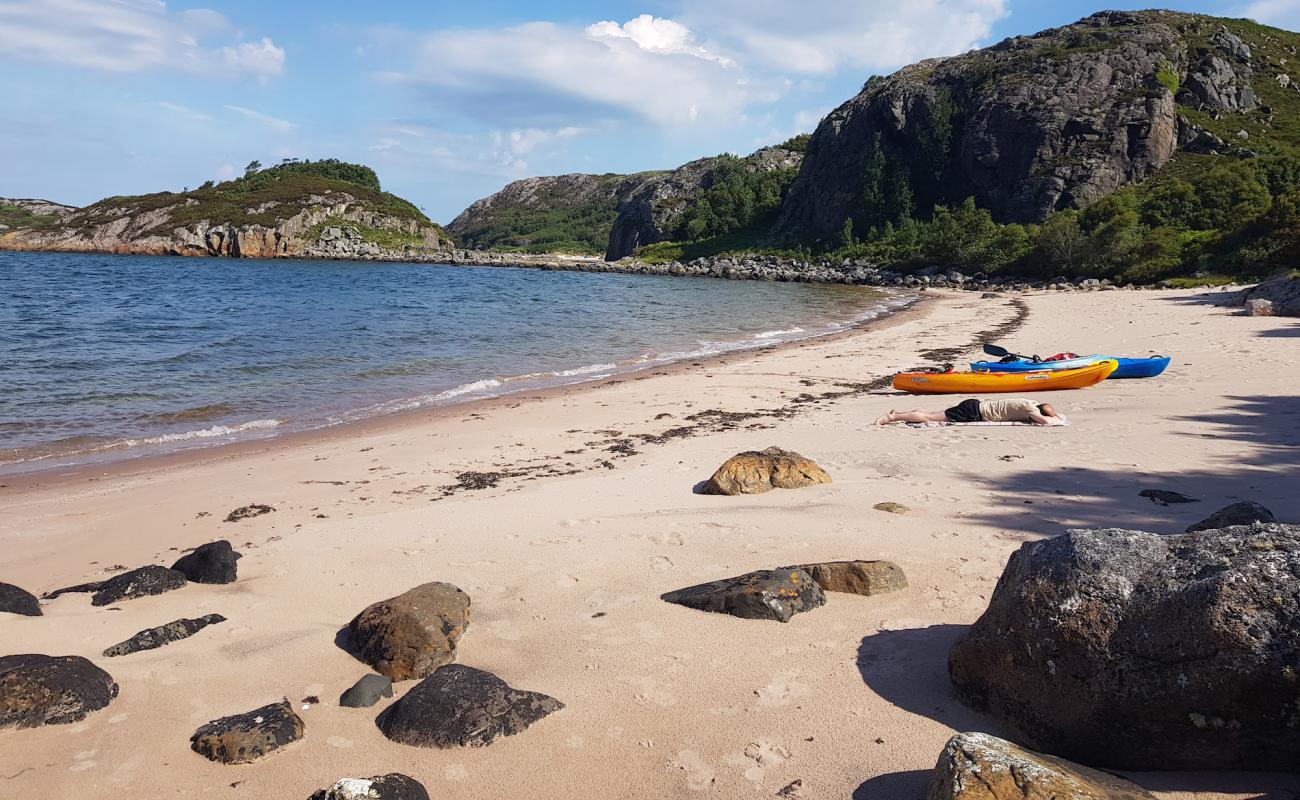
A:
[4,10,1299,288]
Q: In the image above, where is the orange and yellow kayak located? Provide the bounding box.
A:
[892,359,1118,394]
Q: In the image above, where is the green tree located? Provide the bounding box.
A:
[1036,210,1090,274]
[244,160,262,176]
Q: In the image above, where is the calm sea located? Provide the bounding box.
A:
[0,252,911,473]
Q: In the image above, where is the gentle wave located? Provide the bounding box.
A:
[0,418,286,466]
[754,326,805,339]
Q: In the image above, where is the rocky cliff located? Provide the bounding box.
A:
[774,10,1264,241]
[604,145,803,260]
[0,198,77,231]
[0,164,450,260]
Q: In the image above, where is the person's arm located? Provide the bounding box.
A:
[1027,412,1064,426]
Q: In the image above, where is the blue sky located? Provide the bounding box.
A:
[2,0,1297,222]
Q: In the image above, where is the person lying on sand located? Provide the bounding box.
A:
[875,398,1064,426]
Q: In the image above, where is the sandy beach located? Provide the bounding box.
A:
[2,288,1298,799]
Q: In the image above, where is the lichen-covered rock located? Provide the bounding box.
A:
[347,582,470,681]
[0,582,41,616]
[872,502,910,514]
[0,654,118,728]
[702,447,831,496]
[190,699,304,764]
[774,11,1257,241]
[91,566,186,606]
[1241,275,1300,317]
[787,561,907,596]
[948,524,1300,770]
[103,614,227,657]
[1185,501,1276,532]
[662,568,826,622]
[309,774,430,800]
[927,732,1156,800]
[171,540,241,584]
[339,674,393,708]
[377,665,562,748]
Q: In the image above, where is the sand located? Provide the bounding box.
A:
[1,289,1297,799]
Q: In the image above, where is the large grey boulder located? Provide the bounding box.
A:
[1186,501,1276,532]
[0,583,41,616]
[949,524,1300,770]
[1241,276,1300,317]
[377,665,562,748]
[171,540,240,584]
[0,654,118,728]
[927,732,1156,800]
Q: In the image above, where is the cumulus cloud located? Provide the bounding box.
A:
[392,17,766,128]
[370,124,595,177]
[1243,0,1300,29]
[0,0,284,77]
[681,0,1008,74]
[224,105,297,133]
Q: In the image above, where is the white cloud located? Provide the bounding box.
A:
[395,18,768,128]
[681,0,1008,74]
[157,101,212,123]
[1243,0,1300,29]
[0,0,284,77]
[370,124,595,178]
[224,105,297,133]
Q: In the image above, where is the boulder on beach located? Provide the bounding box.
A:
[171,540,241,584]
[662,568,826,622]
[927,732,1156,800]
[190,698,304,764]
[1185,501,1276,532]
[91,566,187,606]
[377,664,562,748]
[1138,488,1198,505]
[339,674,393,708]
[309,774,430,800]
[948,524,1300,770]
[0,582,41,616]
[103,614,227,657]
[701,447,830,495]
[0,654,118,728]
[787,561,907,596]
[347,582,471,681]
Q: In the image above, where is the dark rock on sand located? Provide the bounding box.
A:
[1185,501,1276,532]
[91,565,186,606]
[872,502,909,514]
[171,540,241,583]
[949,523,1300,770]
[103,614,227,657]
[662,568,826,622]
[702,447,830,496]
[340,674,394,708]
[309,773,430,800]
[190,698,304,764]
[1139,488,1199,505]
[0,582,41,616]
[787,561,907,596]
[0,654,118,728]
[42,579,106,600]
[225,503,275,523]
[377,664,562,748]
[927,732,1156,800]
[347,582,471,681]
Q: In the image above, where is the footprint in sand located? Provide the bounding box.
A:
[445,764,468,782]
[753,674,811,708]
[530,536,584,546]
[327,736,353,749]
[555,574,580,588]
[727,741,791,782]
[669,750,717,791]
[649,531,686,546]
[650,555,674,573]
[489,619,523,641]
[632,677,676,706]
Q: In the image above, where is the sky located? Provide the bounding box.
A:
[2,0,1298,222]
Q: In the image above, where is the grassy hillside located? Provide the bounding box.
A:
[63,159,435,236]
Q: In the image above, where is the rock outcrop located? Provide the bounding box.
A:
[702,447,831,495]
[1186,501,1276,532]
[0,583,41,616]
[309,774,430,800]
[775,11,1261,241]
[171,540,241,584]
[190,699,305,764]
[347,582,471,681]
[605,146,802,260]
[103,614,227,657]
[787,561,908,596]
[1239,275,1300,316]
[91,566,187,606]
[927,732,1156,800]
[377,665,562,748]
[662,568,827,622]
[339,674,393,708]
[948,523,1300,770]
[0,654,118,728]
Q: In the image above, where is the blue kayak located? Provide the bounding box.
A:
[971,355,1170,379]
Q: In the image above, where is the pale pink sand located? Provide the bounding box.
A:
[1,289,1297,799]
